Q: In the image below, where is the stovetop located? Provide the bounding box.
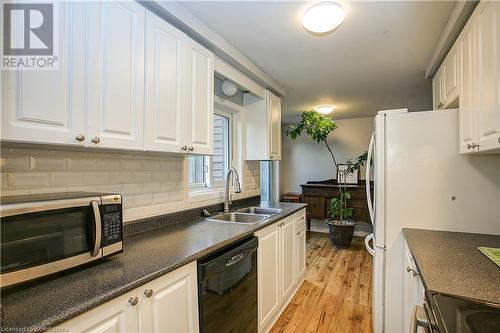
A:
[427,293,500,333]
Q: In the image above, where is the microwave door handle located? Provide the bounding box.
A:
[365,131,375,224]
[91,200,102,257]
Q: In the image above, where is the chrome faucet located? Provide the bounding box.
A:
[224,167,242,212]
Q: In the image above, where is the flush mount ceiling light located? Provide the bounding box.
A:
[221,79,238,96]
[315,105,335,114]
[302,2,345,35]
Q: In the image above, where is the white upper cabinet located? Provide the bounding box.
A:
[432,69,444,110]
[1,2,86,146]
[442,43,459,108]
[268,91,282,160]
[434,1,500,153]
[144,11,188,153]
[186,40,214,155]
[475,1,500,152]
[86,1,145,150]
[244,90,282,160]
[458,17,476,154]
[1,2,215,155]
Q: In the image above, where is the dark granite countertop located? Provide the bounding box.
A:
[403,228,500,304]
[1,201,306,332]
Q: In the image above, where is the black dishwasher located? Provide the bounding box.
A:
[198,236,258,333]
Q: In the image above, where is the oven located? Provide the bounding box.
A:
[420,291,500,333]
[1,192,123,288]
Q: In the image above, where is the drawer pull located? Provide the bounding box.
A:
[144,289,153,297]
[128,297,139,306]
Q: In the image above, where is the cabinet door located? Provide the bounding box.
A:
[280,216,296,302]
[476,1,500,151]
[144,11,187,153]
[442,44,459,108]
[187,40,214,155]
[267,91,282,160]
[458,18,477,154]
[87,1,145,150]
[295,224,307,281]
[139,262,199,333]
[1,2,86,146]
[432,70,443,110]
[57,291,140,333]
[255,223,280,331]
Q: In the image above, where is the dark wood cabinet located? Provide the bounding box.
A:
[300,179,373,224]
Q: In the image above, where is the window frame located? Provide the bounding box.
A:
[188,109,233,191]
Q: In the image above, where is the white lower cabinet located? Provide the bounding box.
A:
[255,209,306,333]
[57,262,199,333]
[403,242,425,333]
[295,213,307,281]
[280,215,296,302]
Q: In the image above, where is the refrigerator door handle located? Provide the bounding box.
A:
[364,233,375,256]
[366,131,375,224]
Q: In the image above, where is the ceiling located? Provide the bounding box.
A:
[180,1,455,122]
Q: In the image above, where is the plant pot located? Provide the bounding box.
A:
[324,218,357,249]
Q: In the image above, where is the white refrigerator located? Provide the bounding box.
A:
[363,109,500,333]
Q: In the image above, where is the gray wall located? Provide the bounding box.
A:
[280,117,374,194]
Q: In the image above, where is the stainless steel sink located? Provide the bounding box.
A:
[206,212,270,224]
[237,207,283,216]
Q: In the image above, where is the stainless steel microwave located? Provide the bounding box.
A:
[0,192,123,288]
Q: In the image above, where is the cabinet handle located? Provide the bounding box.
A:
[270,155,274,160]
[144,289,153,297]
[181,145,188,151]
[406,266,418,277]
[297,231,300,236]
[498,137,500,144]
[75,134,85,142]
[128,297,139,306]
[467,144,472,149]
[188,146,194,152]
[91,136,100,144]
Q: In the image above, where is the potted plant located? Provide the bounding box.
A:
[286,110,367,248]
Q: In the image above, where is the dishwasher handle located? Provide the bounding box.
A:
[198,237,258,280]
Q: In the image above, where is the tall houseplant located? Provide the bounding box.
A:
[286,111,367,248]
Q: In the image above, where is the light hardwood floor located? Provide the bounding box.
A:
[270,232,373,333]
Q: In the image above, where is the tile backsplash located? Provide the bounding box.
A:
[0,147,260,222]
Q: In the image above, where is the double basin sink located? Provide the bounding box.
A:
[206,207,283,225]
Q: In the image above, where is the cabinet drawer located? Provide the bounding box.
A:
[295,213,305,230]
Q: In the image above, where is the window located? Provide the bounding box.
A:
[188,112,231,189]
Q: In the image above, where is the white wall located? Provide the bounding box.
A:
[281,117,373,193]
[1,147,260,222]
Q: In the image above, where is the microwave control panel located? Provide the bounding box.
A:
[101,204,122,246]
